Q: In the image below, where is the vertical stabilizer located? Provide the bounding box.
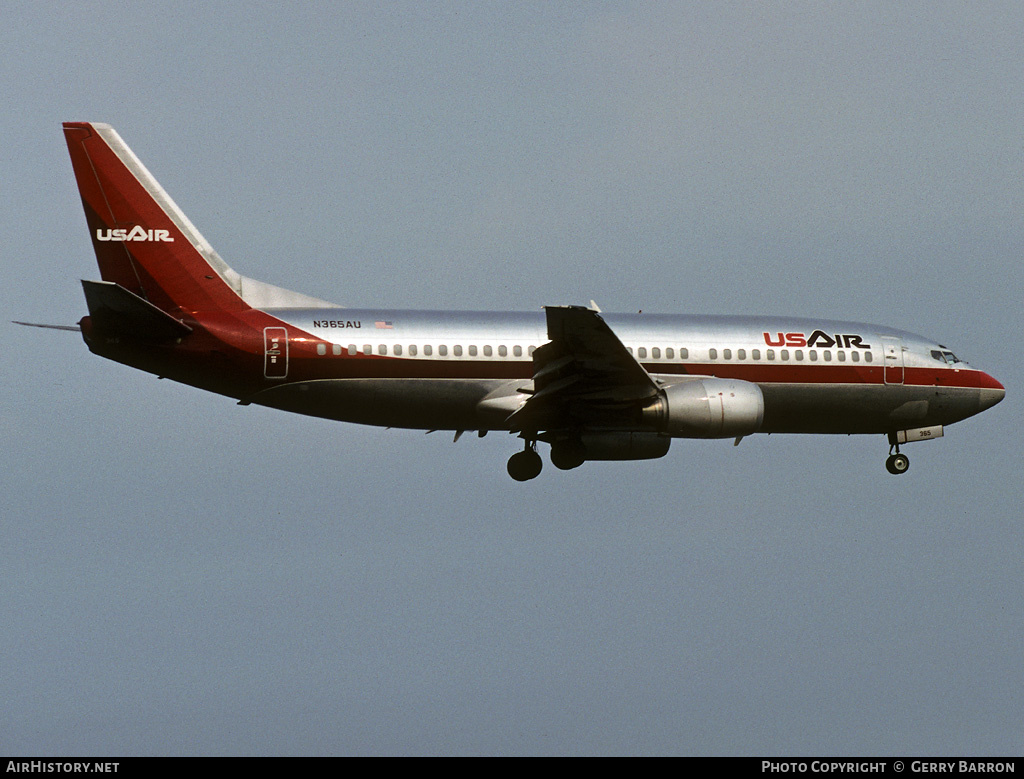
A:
[63,122,334,315]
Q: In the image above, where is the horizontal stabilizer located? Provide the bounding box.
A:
[13,321,81,332]
[82,279,192,340]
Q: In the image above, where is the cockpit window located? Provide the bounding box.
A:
[931,349,961,365]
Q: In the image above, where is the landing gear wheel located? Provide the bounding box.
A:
[885,453,910,475]
[550,439,585,471]
[507,449,543,481]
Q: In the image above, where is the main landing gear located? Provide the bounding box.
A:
[507,434,587,480]
[885,434,910,475]
[507,440,543,482]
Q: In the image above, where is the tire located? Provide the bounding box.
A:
[885,453,910,475]
[507,450,543,481]
[550,440,585,470]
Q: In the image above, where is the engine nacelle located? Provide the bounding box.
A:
[644,378,764,438]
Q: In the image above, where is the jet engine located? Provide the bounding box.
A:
[643,378,764,438]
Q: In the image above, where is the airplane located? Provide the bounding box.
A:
[19,122,1005,481]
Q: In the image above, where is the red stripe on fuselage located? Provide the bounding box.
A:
[258,343,996,392]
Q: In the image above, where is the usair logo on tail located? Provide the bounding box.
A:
[96,226,174,242]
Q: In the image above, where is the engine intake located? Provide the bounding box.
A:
[644,378,764,438]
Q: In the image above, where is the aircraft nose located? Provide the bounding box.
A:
[978,373,1005,412]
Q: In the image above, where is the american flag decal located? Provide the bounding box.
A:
[375,321,394,329]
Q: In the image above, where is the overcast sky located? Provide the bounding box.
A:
[2,1,1022,756]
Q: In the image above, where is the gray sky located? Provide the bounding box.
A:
[2,1,1021,756]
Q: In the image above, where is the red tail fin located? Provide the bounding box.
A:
[63,122,250,315]
[63,122,334,316]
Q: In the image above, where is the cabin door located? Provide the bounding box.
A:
[882,335,904,385]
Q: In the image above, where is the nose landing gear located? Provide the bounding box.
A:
[885,452,910,474]
[885,434,910,475]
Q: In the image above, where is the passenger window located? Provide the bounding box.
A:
[837,351,845,362]
[438,345,448,356]
[317,344,326,356]
[638,347,647,359]
[666,347,674,359]
[483,345,493,357]
[528,346,536,355]
[865,352,873,363]
[394,344,403,356]
[333,344,342,356]
[851,351,859,362]
[752,349,760,360]
[498,345,507,357]
[348,344,357,356]
[823,350,831,362]
[680,348,689,360]
[423,345,433,356]
[408,345,417,356]
[652,347,661,359]
[737,348,746,360]
[708,348,717,360]
[781,349,789,361]
[723,348,732,360]
[513,345,522,357]
[453,345,462,357]
[767,349,775,360]
[378,344,387,356]
[363,344,372,355]
[469,345,478,357]
[794,350,803,361]
[809,350,817,362]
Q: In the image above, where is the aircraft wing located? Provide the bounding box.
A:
[507,305,661,432]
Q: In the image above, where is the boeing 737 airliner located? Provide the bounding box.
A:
[25,122,1004,480]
